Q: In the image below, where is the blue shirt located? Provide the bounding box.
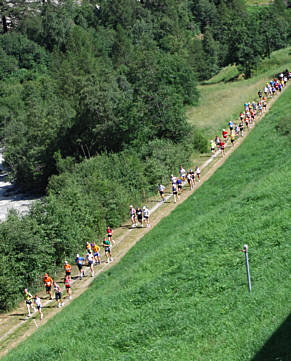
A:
[75,257,84,265]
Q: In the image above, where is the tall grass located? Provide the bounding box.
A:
[2,85,291,361]
[186,47,291,139]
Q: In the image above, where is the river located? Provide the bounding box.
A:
[0,152,39,222]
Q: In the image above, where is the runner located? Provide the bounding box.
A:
[189,168,196,186]
[75,254,85,279]
[158,184,165,201]
[53,282,64,308]
[129,205,137,228]
[262,96,267,112]
[177,177,183,194]
[235,123,239,137]
[143,206,150,228]
[64,275,72,300]
[170,174,177,186]
[86,251,95,277]
[136,207,143,227]
[103,237,113,263]
[186,171,193,190]
[24,289,36,318]
[220,141,225,157]
[245,117,249,130]
[106,225,114,244]
[172,183,179,203]
[258,101,263,114]
[215,135,221,148]
[210,139,216,154]
[258,90,262,98]
[33,295,43,320]
[195,166,201,182]
[222,129,228,142]
[230,132,235,147]
[179,165,186,181]
[64,261,71,280]
[228,120,233,133]
[92,241,101,264]
[239,120,244,137]
[85,242,91,253]
[43,273,53,300]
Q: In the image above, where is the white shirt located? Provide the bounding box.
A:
[159,184,165,192]
[143,208,149,217]
[171,177,177,184]
[34,297,42,307]
[179,168,186,177]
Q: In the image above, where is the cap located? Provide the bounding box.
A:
[130,205,133,208]
[143,206,146,210]
[76,254,79,257]
[65,261,68,264]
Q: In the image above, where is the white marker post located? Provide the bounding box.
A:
[243,244,252,293]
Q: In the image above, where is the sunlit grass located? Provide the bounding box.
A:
[186,47,291,139]
[3,80,291,361]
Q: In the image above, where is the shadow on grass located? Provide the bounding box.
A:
[251,313,291,361]
[8,313,25,317]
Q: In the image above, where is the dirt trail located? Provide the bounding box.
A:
[0,85,288,359]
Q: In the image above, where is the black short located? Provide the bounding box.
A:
[159,191,164,195]
[173,191,177,195]
[105,247,111,253]
[26,300,32,305]
[55,292,62,301]
[178,185,182,189]
[46,285,51,292]
[77,264,83,271]
[65,271,71,276]
[137,216,142,221]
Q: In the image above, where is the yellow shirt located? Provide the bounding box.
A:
[92,245,100,253]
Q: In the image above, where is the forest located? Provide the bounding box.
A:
[0,0,290,311]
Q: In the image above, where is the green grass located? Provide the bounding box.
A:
[202,64,239,85]
[3,83,291,360]
[186,47,291,139]
[246,0,273,5]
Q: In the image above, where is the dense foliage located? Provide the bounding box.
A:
[0,0,290,311]
[0,0,290,190]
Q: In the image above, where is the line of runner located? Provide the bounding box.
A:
[23,69,290,320]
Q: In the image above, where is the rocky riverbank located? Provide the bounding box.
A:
[0,152,38,222]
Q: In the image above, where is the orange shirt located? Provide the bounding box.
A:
[64,264,71,272]
[44,276,53,286]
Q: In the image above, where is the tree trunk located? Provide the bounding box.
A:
[2,16,8,33]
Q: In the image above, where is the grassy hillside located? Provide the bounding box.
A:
[187,47,291,139]
[3,87,291,361]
